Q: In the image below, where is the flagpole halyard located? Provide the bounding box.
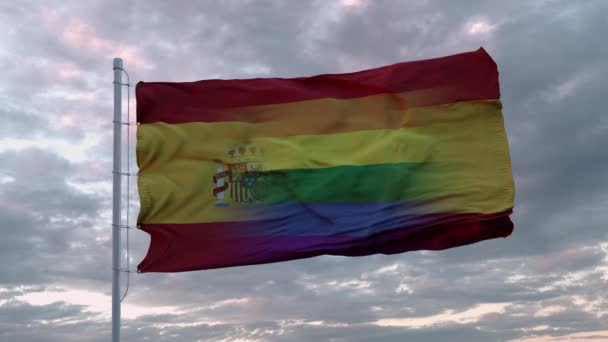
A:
[112,57,123,342]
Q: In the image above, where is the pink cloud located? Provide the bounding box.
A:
[39,7,150,70]
[63,18,149,69]
[56,62,84,79]
[24,57,80,80]
[341,0,367,9]
[528,248,583,272]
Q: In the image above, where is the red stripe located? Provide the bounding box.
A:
[137,212,513,272]
[136,48,500,124]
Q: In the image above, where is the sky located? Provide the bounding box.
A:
[0,0,607,341]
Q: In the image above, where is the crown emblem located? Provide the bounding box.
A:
[225,144,265,171]
[213,144,268,207]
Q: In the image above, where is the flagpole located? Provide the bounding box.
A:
[112,57,123,342]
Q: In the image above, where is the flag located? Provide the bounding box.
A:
[136,47,514,272]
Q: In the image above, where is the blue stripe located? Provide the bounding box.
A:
[236,201,451,237]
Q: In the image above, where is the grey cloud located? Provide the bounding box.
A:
[0,149,103,284]
[0,300,107,342]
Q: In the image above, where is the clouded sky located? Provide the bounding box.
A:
[1,0,607,341]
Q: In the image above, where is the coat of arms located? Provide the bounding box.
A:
[213,144,269,207]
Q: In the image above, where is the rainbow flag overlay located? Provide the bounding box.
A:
[136,48,515,272]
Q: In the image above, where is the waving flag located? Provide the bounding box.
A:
[136,47,514,272]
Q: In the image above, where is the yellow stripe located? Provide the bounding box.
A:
[138,100,501,170]
[137,100,514,224]
[137,123,433,172]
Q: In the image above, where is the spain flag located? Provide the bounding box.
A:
[136,47,515,272]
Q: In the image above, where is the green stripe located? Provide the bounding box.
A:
[240,162,441,203]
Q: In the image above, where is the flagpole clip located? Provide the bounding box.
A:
[112,171,139,177]
[112,120,138,126]
[112,223,140,230]
[112,267,133,273]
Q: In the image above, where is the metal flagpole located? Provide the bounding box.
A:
[112,57,123,342]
